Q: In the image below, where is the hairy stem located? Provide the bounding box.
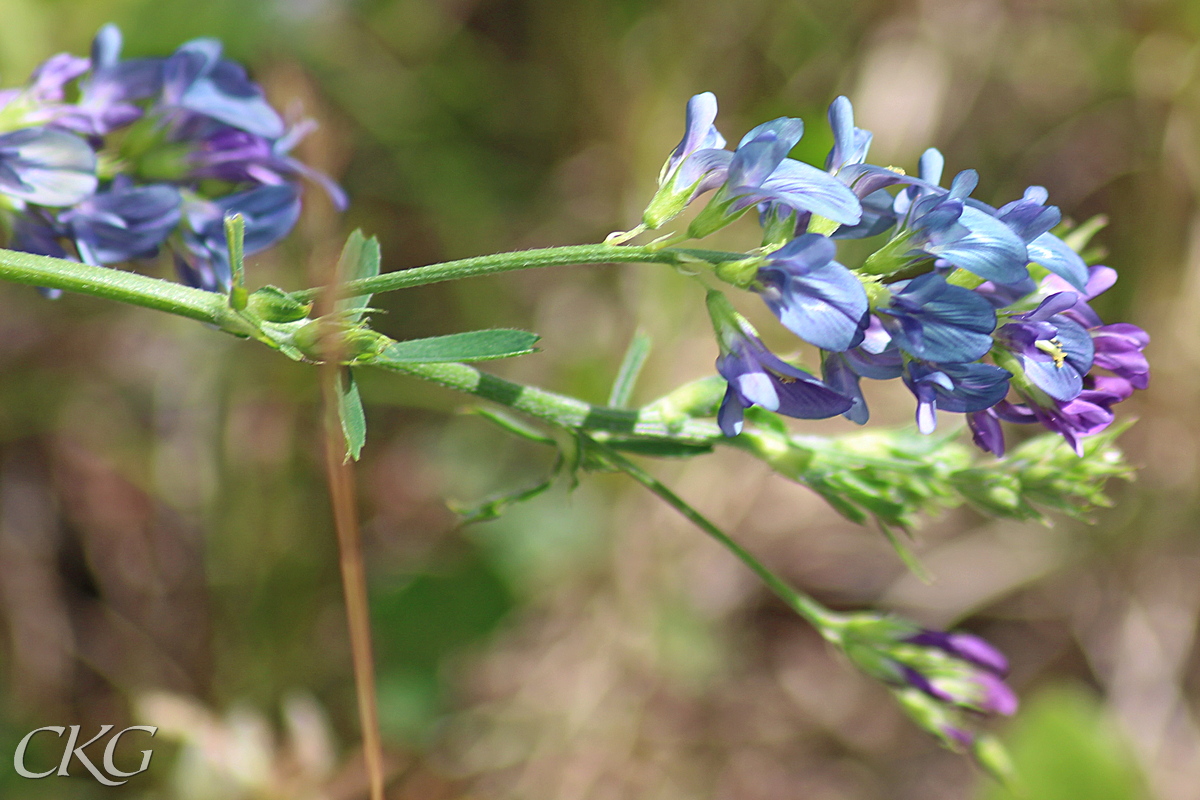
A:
[0,247,241,324]
[374,359,720,442]
[291,244,745,301]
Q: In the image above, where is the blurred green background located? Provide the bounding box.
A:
[0,0,1191,798]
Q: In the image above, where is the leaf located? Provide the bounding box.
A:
[980,684,1149,800]
[469,407,556,446]
[379,329,540,364]
[608,330,651,408]
[337,368,367,461]
[335,229,381,323]
[450,478,554,523]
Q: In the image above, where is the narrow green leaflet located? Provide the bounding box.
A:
[335,229,381,322]
[451,477,555,523]
[470,407,557,446]
[608,330,651,408]
[377,329,540,364]
[337,368,367,461]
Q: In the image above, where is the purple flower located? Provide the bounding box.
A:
[754,233,868,352]
[991,186,1088,292]
[1091,323,1149,391]
[898,629,1018,716]
[182,119,347,210]
[161,37,284,138]
[691,117,861,236]
[638,92,730,229]
[661,92,726,192]
[825,96,873,175]
[1042,265,1150,391]
[707,291,852,436]
[903,360,1012,434]
[0,127,97,207]
[996,292,1094,402]
[967,407,1006,457]
[58,178,181,264]
[841,615,1017,751]
[987,265,1151,453]
[993,384,1126,456]
[820,317,905,425]
[895,169,1030,286]
[877,273,997,363]
[176,183,300,292]
[50,25,163,136]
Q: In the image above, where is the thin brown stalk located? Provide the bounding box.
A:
[320,361,386,800]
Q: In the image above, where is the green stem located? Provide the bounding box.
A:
[291,244,746,301]
[0,247,241,325]
[591,437,839,632]
[375,359,720,442]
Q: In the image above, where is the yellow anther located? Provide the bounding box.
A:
[1035,337,1067,368]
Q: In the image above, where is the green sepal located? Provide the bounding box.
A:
[292,318,392,362]
[643,375,726,431]
[861,231,918,276]
[642,174,706,230]
[248,286,313,322]
[687,188,751,240]
[806,213,841,237]
[972,734,1018,787]
[760,205,799,249]
[713,256,764,288]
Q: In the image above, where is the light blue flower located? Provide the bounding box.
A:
[707,291,852,436]
[59,178,181,264]
[162,38,284,138]
[176,184,299,292]
[902,360,1012,434]
[754,233,868,352]
[0,127,97,207]
[876,273,997,363]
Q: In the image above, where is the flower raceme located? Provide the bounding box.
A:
[835,614,1017,764]
[0,24,341,293]
[628,92,1147,454]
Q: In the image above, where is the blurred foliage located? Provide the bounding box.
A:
[979,683,1149,800]
[0,0,1194,798]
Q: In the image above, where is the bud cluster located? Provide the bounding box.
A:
[0,25,342,295]
[833,614,1016,767]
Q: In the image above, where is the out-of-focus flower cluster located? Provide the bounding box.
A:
[835,613,1016,767]
[0,24,343,295]
[635,93,1148,458]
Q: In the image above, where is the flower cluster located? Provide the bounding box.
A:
[837,614,1016,760]
[640,93,1148,456]
[0,25,342,294]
